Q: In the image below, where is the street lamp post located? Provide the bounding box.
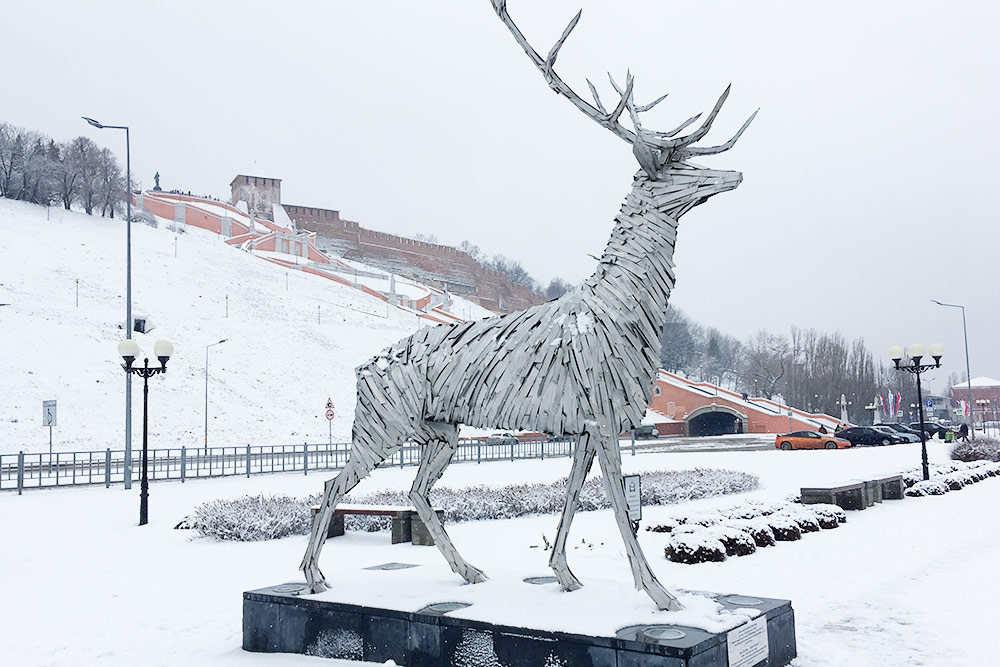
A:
[118,339,174,526]
[889,343,944,482]
[932,300,974,439]
[205,339,228,455]
[84,116,134,487]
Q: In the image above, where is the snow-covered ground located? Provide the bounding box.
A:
[1,440,996,666]
[0,199,489,454]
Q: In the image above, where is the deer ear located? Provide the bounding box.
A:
[633,140,659,179]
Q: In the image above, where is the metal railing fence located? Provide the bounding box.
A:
[1,437,576,494]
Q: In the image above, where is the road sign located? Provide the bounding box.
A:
[42,400,57,427]
[326,408,335,421]
[896,410,903,418]
[325,397,334,410]
[926,400,933,408]
[623,474,641,522]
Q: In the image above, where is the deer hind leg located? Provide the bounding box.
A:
[592,423,684,611]
[410,421,487,584]
[301,366,415,593]
[549,434,596,591]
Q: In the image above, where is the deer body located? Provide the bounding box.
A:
[300,1,754,612]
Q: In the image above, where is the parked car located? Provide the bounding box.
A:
[631,425,659,439]
[837,426,899,447]
[486,431,519,446]
[872,425,920,443]
[909,422,947,439]
[774,431,852,450]
[876,423,923,439]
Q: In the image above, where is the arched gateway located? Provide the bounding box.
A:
[685,403,749,437]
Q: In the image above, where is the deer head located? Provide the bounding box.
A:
[491,1,757,185]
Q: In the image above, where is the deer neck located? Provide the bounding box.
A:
[583,170,687,324]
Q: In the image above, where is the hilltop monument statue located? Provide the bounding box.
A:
[300,0,756,612]
[153,172,161,191]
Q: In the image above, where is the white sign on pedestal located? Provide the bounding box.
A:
[726,614,769,667]
[623,475,641,521]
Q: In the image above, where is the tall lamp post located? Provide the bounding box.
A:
[118,339,173,526]
[205,338,228,455]
[931,300,974,439]
[889,343,944,481]
[84,116,134,487]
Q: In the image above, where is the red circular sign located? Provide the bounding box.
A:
[325,409,335,421]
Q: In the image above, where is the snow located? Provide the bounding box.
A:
[2,439,999,665]
[953,376,1000,388]
[0,198,482,454]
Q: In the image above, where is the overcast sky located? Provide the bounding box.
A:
[6,0,999,393]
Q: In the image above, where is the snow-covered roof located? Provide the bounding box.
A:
[953,376,1000,388]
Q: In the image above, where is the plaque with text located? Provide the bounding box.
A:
[727,614,768,667]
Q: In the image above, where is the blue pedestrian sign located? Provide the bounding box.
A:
[926,400,933,408]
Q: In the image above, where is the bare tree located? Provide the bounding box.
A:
[96,147,124,217]
[742,330,789,399]
[544,277,571,300]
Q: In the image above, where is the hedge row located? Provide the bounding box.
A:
[191,467,760,542]
[650,500,846,564]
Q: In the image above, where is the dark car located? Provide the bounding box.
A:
[877,423,923,438]
[631,425,659,440]
[837,426,899,447]
[910,422,946,439]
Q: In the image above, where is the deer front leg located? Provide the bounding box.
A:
[549,433,595,591]
[300,458,371,593]
[592,424,683,611]
[410,424,487,584]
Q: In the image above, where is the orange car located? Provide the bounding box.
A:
[774,431,852,450]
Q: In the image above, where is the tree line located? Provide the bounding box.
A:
[0,121,126,217]
[457,240,571,300]
[659,307,918,423]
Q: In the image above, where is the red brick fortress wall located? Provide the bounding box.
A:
[287,205,544,313]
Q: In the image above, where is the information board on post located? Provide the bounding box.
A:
[726,615,769,667]
[623,474,641,522]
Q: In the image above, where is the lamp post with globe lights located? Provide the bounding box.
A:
[119,339,174,526]
[889,343,944,481]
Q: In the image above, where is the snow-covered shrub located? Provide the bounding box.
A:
[703,526,756,557]
[904,480,950,497]
[725,504,766,521]
[131,208,158,228]
[679,510,725,528]
[776,507,820,533]
[950,437,1000,463]
[901,470,924,488]
[724,519,776,548]
[647,518,681,533]
[765,515,802,541]
[664,533,727,564]
[193,494,311,541]
[807,503,847,528]
[306,467,758,531]
[942,474,966,490]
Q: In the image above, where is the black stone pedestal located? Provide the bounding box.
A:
[244,584,796,666]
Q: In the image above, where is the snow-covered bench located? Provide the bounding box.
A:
[801,474,904,510]
[800,482,865,510]
[310,504,442,545]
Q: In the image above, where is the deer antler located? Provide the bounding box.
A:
[492,1,757,163]
[491,0,637,144]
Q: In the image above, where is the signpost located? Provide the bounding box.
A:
[623,474,641,534]
[42,399,57,471]
[325,398,335,448]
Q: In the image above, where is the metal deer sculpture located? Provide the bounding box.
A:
[301,0,755,612]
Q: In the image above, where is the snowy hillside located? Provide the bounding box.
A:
[0,198,491,454]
